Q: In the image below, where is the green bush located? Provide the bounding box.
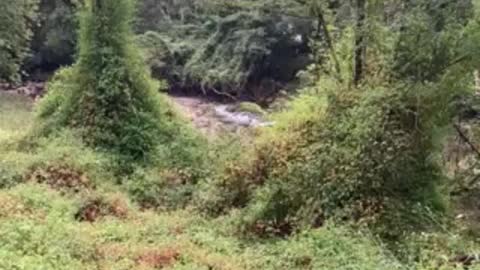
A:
[192,135,255,215]
[125,168,196,209]
[125,134,213,209]
[203,77,450,239]
[397,232,480,269]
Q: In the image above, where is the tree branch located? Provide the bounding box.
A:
[454,123,480,159]
[314,5,343,83]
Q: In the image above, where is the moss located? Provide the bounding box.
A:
[232,102,266,115]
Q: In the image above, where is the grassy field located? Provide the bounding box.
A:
[0,183,407,270]
[0,92,33,140]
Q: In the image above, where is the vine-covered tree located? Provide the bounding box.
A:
[36,0,198,166]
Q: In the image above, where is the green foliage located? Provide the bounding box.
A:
[136,0,308,33]
[398,231,480,269]
[193,136,252,215]
[35,67,75,122]
[3,1,480,269]
[392,1,471,82]
[136,0,208,32]
[125,168,197,209]
[136,0,312,100]
[192,0,480,244]
[136,31,173,88]
[254,226,403,270]
[0,129,115,189]
[136,30,197,92]
[204,69,467,239]
[27,0,80,76]
[182,11,311,97]
[35,0,204,169]
[461,2,480,69]
[0,0,39,82]
[0,184,97,270]
[0,181,408,270]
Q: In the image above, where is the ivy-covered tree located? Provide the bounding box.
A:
[37,0,199,166]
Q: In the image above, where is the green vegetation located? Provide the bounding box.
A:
[26,0,80,77]
[0,182,409,270]
[209,83,445,238]
[3,0,480,269]
[0,0,39,82]
[35,0,204,171]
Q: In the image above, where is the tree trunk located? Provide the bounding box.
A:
[313,4,343,82]
[353,0,366,86]
[316,6,342,83]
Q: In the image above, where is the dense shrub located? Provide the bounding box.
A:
[398,231,480,269]
[125,168,197,209]
[199,77,456,239]
[75,192,132,222]
[193,0,480,240]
